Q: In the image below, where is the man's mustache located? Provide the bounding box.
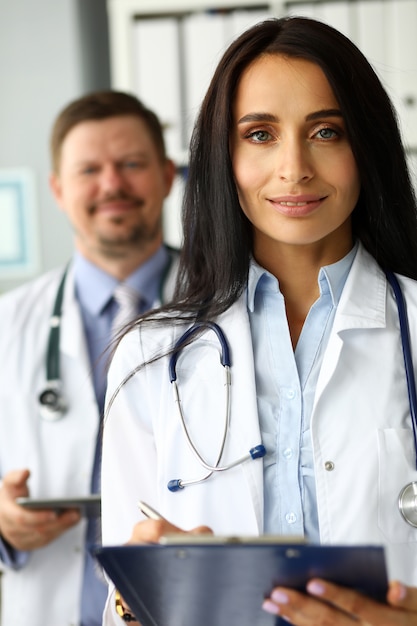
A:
[90,192,145,213]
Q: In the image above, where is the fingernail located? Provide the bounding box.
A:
[307,581,326,596]
[262,600,280,615]
[271,590,289,604]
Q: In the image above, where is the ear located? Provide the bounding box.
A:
[163,159,177,198]
[49,172,65,210]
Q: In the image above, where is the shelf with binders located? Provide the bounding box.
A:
[108,0,417,165]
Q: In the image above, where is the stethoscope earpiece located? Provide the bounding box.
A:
[38,381,67,421]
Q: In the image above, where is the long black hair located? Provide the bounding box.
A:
[108,16,417,407]
[147,16,417,327]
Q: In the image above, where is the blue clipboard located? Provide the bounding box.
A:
[92,542,388,626]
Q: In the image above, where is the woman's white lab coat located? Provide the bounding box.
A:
[101,243,417,624]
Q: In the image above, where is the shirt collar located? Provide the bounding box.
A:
[73,245,169,316]
[247,241,359,313]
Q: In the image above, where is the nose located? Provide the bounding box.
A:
[99,164,125,193]
[277,138,314,184]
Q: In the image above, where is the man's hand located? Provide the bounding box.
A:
[0,469,80,551]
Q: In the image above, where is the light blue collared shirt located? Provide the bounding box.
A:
[247,244,358,542]
[74,245,170,415]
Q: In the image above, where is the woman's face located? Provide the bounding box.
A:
[230,54,361,267]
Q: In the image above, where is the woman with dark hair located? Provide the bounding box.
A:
[101,17,417,625]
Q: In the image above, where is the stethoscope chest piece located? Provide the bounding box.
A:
[398,482,417,527]
[39,381,67,421]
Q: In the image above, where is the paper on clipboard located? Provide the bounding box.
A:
[92,542,388,626]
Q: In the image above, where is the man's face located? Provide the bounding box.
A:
[50,115,175,264]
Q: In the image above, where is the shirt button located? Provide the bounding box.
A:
[324,461,335,471]
[285,512,297,524]
[283,447,293,459]
[286,389,295,399]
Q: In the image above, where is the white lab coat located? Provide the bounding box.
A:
[101,243,417,624]
[0,252,178,626]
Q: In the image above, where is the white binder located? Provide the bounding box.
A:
[133,17,182,157]
[182,12,228,147]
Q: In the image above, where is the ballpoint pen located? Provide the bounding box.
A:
[137,500,165,521]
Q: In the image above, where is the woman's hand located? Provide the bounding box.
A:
[262,578,417,625]
[117,518,213,622]
[128,517,213,545]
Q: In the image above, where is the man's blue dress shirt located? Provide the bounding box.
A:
[247,244,358,543]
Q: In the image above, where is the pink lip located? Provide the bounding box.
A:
[268,194,327,217]
[94,200,138,215]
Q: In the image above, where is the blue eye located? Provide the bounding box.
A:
[123,160,148,170]
[316,127,338,140]
[82,166,99,175]
[247,130,272,143]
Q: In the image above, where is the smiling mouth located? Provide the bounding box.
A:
[275,196,327,205]
[269,196,327,216]
[90,197,145,214]
[279,201,316,207]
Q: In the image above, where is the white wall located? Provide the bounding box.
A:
[0,0,111,292]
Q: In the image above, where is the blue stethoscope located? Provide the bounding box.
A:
[166,272,417,529]
[167,321,266,492]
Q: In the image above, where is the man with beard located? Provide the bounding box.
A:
[0,91,178,626]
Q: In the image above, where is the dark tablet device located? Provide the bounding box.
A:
[16,495,101,518]
[92,541,388,626]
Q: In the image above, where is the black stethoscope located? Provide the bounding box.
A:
[38,252,176,422]
[38,267,68,421]
[166,273,417,530]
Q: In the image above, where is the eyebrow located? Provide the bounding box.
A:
[306,108,343,121]
[75,151,148,165]
[237,109,343,125]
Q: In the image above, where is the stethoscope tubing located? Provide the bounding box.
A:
[171,371,231,472]
[385,271,417,470]
[169,321,231,382]
[168,321,265,491]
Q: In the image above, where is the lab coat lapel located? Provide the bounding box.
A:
[60,266,91,367]
[314,243,387,402]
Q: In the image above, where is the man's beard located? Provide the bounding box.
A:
[96,217,163,259]
[89,192,162,258]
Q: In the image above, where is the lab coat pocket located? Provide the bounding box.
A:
[378,428,417,543]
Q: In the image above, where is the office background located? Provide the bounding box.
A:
[0,0,110,293]
[0,0,416,293]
